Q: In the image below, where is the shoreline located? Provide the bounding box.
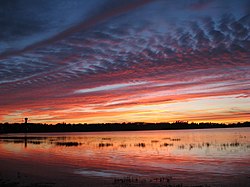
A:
[0,122,250,134]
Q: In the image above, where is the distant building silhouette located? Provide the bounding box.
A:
[23,118,29,148]
[24,118,29,135]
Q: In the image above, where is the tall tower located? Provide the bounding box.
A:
[25,118,28,124]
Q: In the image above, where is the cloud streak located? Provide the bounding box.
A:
[0,0,249,123]
[0,0,154,59]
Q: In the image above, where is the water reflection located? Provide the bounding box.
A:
[0,131,249,152]
[0,128,249,186]
[1,136,46,148]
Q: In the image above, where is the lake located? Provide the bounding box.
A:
[0,128,249,187]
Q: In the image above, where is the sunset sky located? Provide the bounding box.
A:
[0,0,249,124]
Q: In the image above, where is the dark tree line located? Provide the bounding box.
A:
[0,121,249,134]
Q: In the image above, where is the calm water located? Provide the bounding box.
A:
[0,128,250,187]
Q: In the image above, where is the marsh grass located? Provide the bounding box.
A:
[112,176,211,187]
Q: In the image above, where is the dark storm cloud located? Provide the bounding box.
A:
[0,0,154,57]
[0,0,108,53]
[188,0,213,10]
